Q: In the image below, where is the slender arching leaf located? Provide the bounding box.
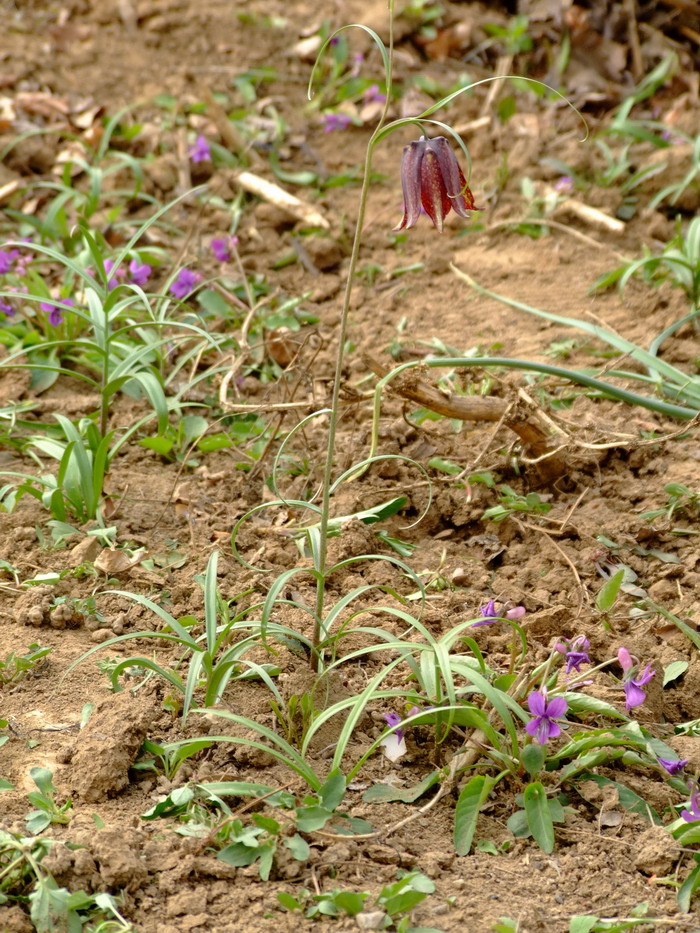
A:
[110,657,184,693]
[308,26,390,103]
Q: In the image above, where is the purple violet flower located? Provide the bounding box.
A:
[553,176,573,193]
[618,647,655,711]
[383,711,404,742]
[128,259,151,286]
[555,635,591,674]
[380,711,407,763]
[189,135,211,163]
[681,783,700,823]
[40,297,73,326]
[0,249,19,274]
[323,112,353,133]
[170,268,202,300]
[394,136,478,233]
[211,236,238,262]
[658,757,688,776]
[525,689,568,745]
[0,298,15,316]
[473,599,526,627]
[104,259,126,291]
[363,84,386,104]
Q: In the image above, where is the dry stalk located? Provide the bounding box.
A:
[363,353,569,483]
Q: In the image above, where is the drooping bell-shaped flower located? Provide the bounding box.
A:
[394,135,478,233]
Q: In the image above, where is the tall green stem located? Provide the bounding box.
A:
[310,3,395,669]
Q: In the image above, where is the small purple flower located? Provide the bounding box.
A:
[363,84,386,104]
[189,135,211,163]
[395,136,478,233]
[0,298,15,316]
[681,783,700,823]
[618,647,655,711]
[211,236,238,262]
[658,757,688,776]
[477,599,498,623]
[170,268,202,300]
[0,249,19,274]
[104,259,126,291]
[380,711,407,762]
[40,297,73,326]
[350,52,364,78]
[525,689,568,746]
[553,176,573,193]
[322,112,353,132]
[473,599,526,627]
[555,635,591,674]
[383,711,404,742]
[128,259,151,286]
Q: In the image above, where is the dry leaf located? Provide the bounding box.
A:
[94,547,146,574]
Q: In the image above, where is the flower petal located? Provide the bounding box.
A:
[394,140,425,231]
[380,733,407,763]
[546,720,561,740]
[419,149,451,232]
[545,696,568,719]
[617,646,633,673]
[525,718,542,738]
[427,136,477,216]
[635,664,655,687]
[527,691,546,716]
[624,681,646,710]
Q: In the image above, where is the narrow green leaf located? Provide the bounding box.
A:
[596,568,625,612]
[663,660,688,686]
[454,775,492,856]
[523,781,554,853]
[678,858,700,913]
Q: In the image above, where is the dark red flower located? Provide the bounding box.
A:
[394,135,478,233]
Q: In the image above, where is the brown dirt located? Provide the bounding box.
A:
[1,2,700,932]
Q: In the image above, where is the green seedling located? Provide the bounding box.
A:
[595,216,700,310]
[640,482,700,527]
[0,644,51,688]
[0,826,133,930]
[25,768,72,834]
[482,484,552,523]
[66,551,283,723]
[132,739,213,782]
[269,692,318,747]
[138,413,210,463]
[279,869,438,930]
[506,784,567,854]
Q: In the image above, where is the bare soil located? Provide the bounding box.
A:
[2,2,700,932]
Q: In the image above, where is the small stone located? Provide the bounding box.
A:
[253,202,296,231]
[634,825,681,876]
[90,628,114,643]
[303,235,343,271]
[355,912,387,930]
[68,536,101,567]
